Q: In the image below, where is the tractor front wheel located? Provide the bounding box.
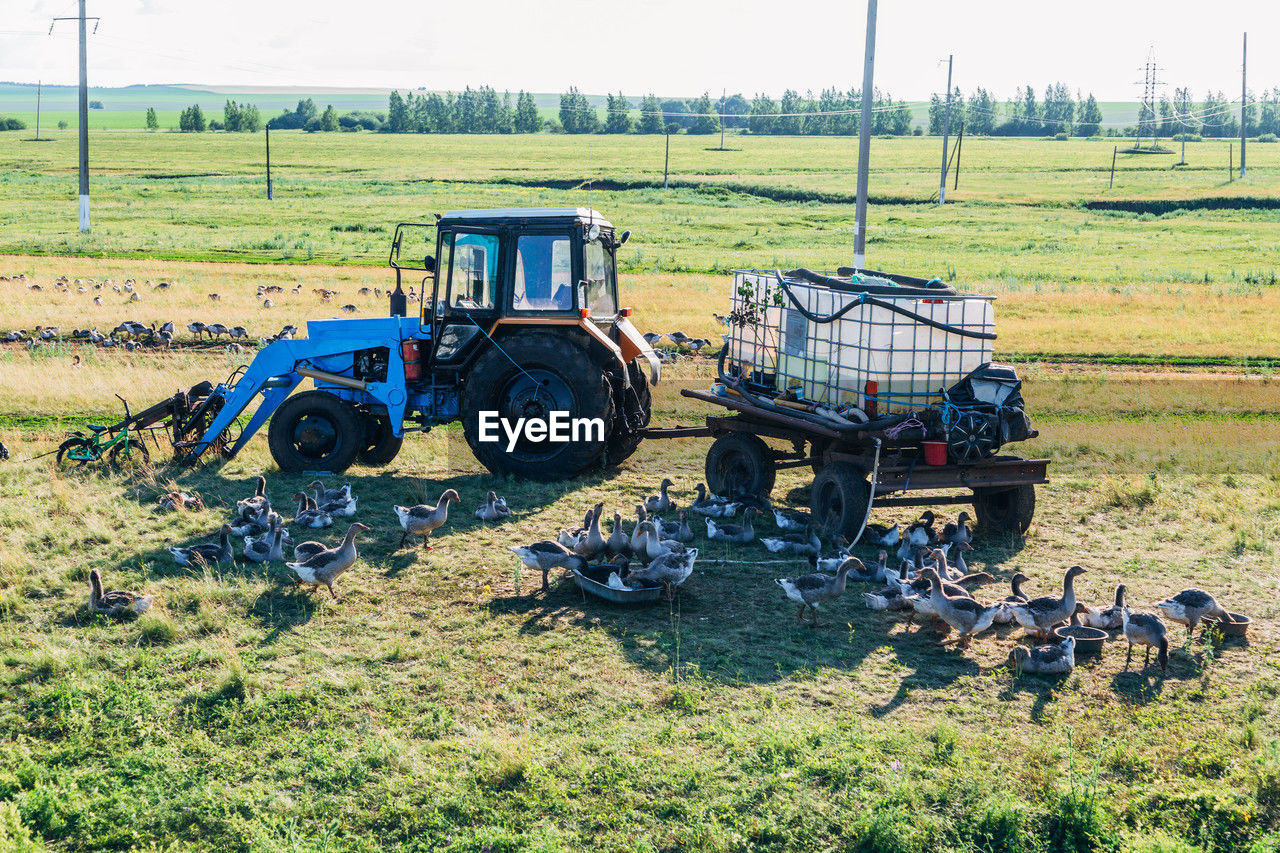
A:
[460,332,613,481]
[267,391,363,473]
[359,413,404,466]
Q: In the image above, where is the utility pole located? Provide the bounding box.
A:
[35,80,42,141]
[1109,146,1117,188]
[952,122,964,191]
[1240,32,1247,178]
[852,0,877,270]
[719,87,726,151]
[938,54,953,205]
[1133,48,1163,152]
[265,124,273,200]
[663,129,670,189]
[51,1,99,233]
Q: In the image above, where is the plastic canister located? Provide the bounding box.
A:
[401,339,423,381]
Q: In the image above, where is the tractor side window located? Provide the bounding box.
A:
[513,234,572,310]
[582,238,617,318]
[451,233,498,311]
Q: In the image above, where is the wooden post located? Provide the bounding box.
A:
[952,122,964,191]
[1109,146,1117,188]
[35,80,42,141]
[1228,143,1233,182]
[663,130,670,189]
[265,124,273,200]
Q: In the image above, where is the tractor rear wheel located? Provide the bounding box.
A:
[267,391,363,473]
[605,360,651,468]
[460,332,613,481]
[358,413,404,466]
[705,432,776,500]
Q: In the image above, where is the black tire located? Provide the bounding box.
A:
[705,432,776,500]
[809,461,871,541]
[358,413,404,466]
[973,484,1036,536]
[56,437,95,466]
[267,390,364,473]
[605,360,651,467]
[460,332,613,481]
[108,438,150,466]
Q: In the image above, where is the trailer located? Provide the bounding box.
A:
[646,267,1049,540]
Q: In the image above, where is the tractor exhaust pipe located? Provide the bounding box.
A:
[296,366,368,392]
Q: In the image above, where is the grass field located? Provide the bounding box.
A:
[1,129,1279,851]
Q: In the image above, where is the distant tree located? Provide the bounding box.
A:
[145,107,158,130]
[605,92,632,133]
[660,99,693,131]
[295,98,318,125]
[777,89,803,134]
[1172,87,1197,137]
[318,104,338,132]
[514,91,541,133]
[717,92,750,129]
[88,99,103,110]
[57,120,68,130]
[1243,87,1258,136]
[0,116,27,131]
[927,93,945,135]
[1157,95,1175,137]
[178,104,205,132]
[1041,82,1073,134]
[559,87,597,133]
[241,103,262,132]
[1201,90,1233,138]
[224,100,242,132]
[690,92,720,135]
[1258,87,1280,137]
[387,90,408,132]
[965,88,995,135]
[927,87,964,135]
[497,91,515,134]
[1076,93,1102,136]
[1020,85,1040,132]
[747,94,778,135]
[637,94,664,133]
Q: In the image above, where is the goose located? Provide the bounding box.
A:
[285,523,369,598]
[236,476,269,520]
[307,481,357,517]
[1079,584,1126,631]
[644,478,676,514]
[167,525,234,567]
[1154,588,1228,636]
[667,331,692,347]
[906,511,937,548]
[639,521,685,562]
[88,569,157,617]
[1122,605,1169,672]
[629,548,699,601]
[914,567,1001,647]
[761,526,822,556]
[689,483,741,518]
[864,563,916,610]
[775,559,856,626]
[628,504,648,553]
[706,507,757,543]
[1010,636,1076,676]
[772,507,812,532]
[510,541,589,592]
[293,540,326,563]
[291,492,333,529]
[923,546,962,582]
[993,572,1032,624]
[858,522,899,548]
[575,504,608,559]
[560,509,595,549]
[654,511,694,543]
[642,332,664,346]
[901,570,995,630]
[815,555,877,583]
[813,539,855,573]
[950,541,974,575]
[394,489,460,549]
[206,323,230,340]
[1008,566,1087,640]
[474,491,511,521]
[606,511,629,555]
[941,512,973,546]
[606,570,640,591]
[243,524,285,563]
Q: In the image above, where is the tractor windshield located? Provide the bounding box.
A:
[513,234,573,310]
[582,237,617,318]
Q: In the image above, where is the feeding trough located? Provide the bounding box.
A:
[1053,624,1107,654]
[1203,612,1251,639]
[572,565,664,604]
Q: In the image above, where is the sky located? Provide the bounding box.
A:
[4,0,1277,101]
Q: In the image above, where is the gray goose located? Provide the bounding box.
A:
[915,567,1001,647]
[629,548,699,601]
[474,491,511,521]
[285,523,369,599]
[167,525,233,567]
[88,569,157,617]
[1008,566,1087,640]
[706,507,758,543]
[394,489,459,549]
[509,541,588,592]
[644,478,676,514]
[606,511,629,555]
[775,559,856,626]
[1010,636,1076,675]
[1122,605,1169,671]
[992,572,1031,624]
[1154,588,1228,636]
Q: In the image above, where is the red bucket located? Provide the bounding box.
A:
[923,441,948,466]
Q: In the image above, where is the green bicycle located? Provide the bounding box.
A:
[57,394,151,467]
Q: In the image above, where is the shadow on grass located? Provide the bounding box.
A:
[249,585,319,643]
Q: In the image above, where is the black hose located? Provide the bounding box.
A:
[773,271,997,341]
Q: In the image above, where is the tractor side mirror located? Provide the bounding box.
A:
[423,255,435,273]
[617,230,631,247]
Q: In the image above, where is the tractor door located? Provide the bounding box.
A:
[429,227,503,370]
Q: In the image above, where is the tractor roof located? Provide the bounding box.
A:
[438,207,613,229]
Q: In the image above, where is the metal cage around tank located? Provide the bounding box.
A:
[723,269,997,416]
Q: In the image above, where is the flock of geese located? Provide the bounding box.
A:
[85,472,1236,679]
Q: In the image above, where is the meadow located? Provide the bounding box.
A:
[1,129,1279,851]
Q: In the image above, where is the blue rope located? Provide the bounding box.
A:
[458,311,543,400]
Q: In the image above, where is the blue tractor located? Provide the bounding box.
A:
[178,208,661,480]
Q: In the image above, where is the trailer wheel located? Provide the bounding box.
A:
[460,332,613,481]
[705,432,776,500]
[358,413,404,466]
[809,461,871,541]
[605,360,651,468]
[973,484,1036,536]
[267,391,363,473]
